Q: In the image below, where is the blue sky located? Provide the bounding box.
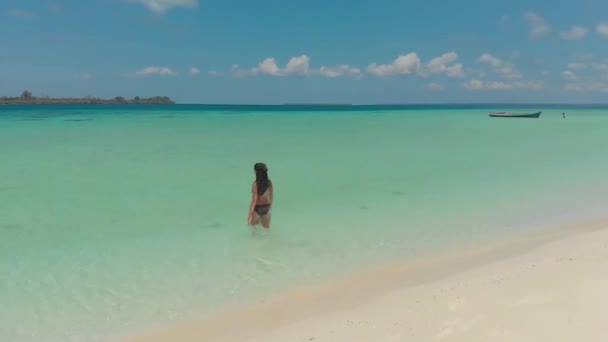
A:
[2,0,608,104]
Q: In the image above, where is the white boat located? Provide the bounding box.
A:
[488,111,542,118]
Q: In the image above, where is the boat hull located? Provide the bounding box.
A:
[488,111,541,118]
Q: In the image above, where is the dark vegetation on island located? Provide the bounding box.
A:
[1,90,175,105]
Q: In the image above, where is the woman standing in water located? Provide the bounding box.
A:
[248,162,273,229]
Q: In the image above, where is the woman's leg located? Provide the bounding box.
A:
[250,212,261,226]
[260,213,271,229]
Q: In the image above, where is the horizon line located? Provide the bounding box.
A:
[176,102,608,106]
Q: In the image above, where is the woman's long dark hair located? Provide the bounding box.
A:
[254,162,271,196]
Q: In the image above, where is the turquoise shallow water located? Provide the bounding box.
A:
[1,105,608,341]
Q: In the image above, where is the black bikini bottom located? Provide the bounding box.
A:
[253,204,271,216]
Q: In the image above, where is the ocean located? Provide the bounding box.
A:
[1,105,607,341]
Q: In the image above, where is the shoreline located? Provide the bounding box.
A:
[124,216,608,342]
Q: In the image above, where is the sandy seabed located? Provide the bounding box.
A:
[127,220,608,342]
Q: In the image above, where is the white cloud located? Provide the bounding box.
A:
[542,71,550,76]
[427,83,445,91]
[478,54,502,68]
[523,12,551,39]
[284,55,310,76]
[134,66,178,77]
[237,55,313,77]
[513,81,544,90]
[8,9,37,18]
[592,62,608,71]
[562,70,577,80]
[560,26,588,40]
[597,22,608,37]
[563,59,608,91]
[254,58,282,76]
[466,67,487,79]
[496,64,521,79]
[572,52,596,62]
[477,53,523,79]
[74,73,92,80]
[188,67,200,76]
[367,53,422,77]
[367,52,463,78]
[484,80,509,90]
[208,70,224,77]
[130,0,198,14]
[500,15,510,24]
[586,82,608,92]
[425,52,464,78]
[231,64,253,78]
[464,79,512,90]
[233,57,361,79]
[258,56,311,76]
[318,65,362,79]
[231,52,463,80]
[462,79,543,91]
[565,82,608,92]
[568,63,586,70]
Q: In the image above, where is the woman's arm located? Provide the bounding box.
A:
[248,183,258,224]
[268,185,274,214]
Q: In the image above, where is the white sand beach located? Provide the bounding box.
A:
[126,219,608,342]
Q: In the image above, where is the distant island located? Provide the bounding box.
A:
[0,91,175,105]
